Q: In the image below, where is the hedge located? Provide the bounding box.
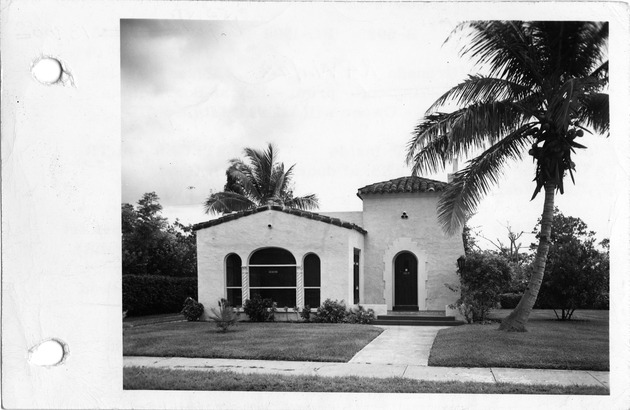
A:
[123,275,197,316]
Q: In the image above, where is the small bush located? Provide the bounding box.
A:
[345,305,375,324]
[449,252,511,323]
[499,293,523,309]
[300,305,311,322]
[314,299,348,323]
[181,297,204,321]
[243,295,276,322]
[207,298,239,332]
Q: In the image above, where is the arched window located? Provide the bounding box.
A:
[304,253,321,307]
[249,247,297,307]
[226,254,242,306]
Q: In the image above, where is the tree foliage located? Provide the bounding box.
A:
[122,192,197,277]
[406,21,608,235]
[407,21,609,233]
[204,143,319,215]
[449,252,512,323]
[406,21,608,331]
[534,208,609,319]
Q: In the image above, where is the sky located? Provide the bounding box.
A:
[121,11,619,249]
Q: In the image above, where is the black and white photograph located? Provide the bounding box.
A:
[2,1,629,409]
[121,11,612,394]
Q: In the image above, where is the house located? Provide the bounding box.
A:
[193,176,464,318]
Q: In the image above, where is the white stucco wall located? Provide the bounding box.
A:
[361,192,464,310]
[196,210,364,319]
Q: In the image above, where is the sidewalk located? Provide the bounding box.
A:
[124,356,609,388]
[349,325,446,366]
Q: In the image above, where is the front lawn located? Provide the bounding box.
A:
[429,310,608,371]
[123,367,608,394]
[124,321,382,362]
[123,313,183,329]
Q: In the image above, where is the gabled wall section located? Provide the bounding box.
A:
[361,192,463,311]
[196,209,365,319]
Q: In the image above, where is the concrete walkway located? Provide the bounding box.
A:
[349,325,447,366]
[124,356,609,388]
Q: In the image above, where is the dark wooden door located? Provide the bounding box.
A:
[353,250,360,304]
[394,252,418,310]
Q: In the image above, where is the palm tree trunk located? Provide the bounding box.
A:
[499,182,556,332]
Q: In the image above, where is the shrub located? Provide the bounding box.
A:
[499,293,523,309]
[314,299,348,323]
[450,252,511,323]
[243,294,276,322]
[292,306,301,322]
[345,305,375,324]
[123,275,197,316]
[300,305,311,322]
[181,297,205,321]
[537,237,609,319]
[207,298,239,332]
[594,293,609,310]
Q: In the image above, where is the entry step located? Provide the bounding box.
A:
[377,315,457,321]
[373,314,465,326]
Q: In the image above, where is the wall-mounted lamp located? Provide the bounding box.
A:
[401,212,408,219]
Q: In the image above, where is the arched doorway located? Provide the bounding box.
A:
[394,251,418,311]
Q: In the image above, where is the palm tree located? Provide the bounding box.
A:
[204,143,319,214]
[406,21,608,331]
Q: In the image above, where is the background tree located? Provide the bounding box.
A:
[204,143,319,215]
[533,208,609,319]
[406,21,608,331]
[122,192,197,277]
[462,222,481,255]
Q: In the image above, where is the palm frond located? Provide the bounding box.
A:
[407,100,530,175]
[210,143,318,214]
[283,194,319,211]
[546,76,608,131]
[274,163,295,198]
[243,144,276,198]
[577,92,609,136]
[531,21,608,79]
[406,132,452,176]
[452,21,544,88]
[203,191,256,215]
[590,61,609,82]
[427,75,533,114]
[436,124,534,235]
[226,159,258,196]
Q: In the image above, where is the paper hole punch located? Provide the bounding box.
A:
[28,338,69,367]
[31,56,75,86]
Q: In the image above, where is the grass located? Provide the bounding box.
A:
[124,321,382,362]
[123,367,608,394]
[123,313,184,329]
[429,309,608,371]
